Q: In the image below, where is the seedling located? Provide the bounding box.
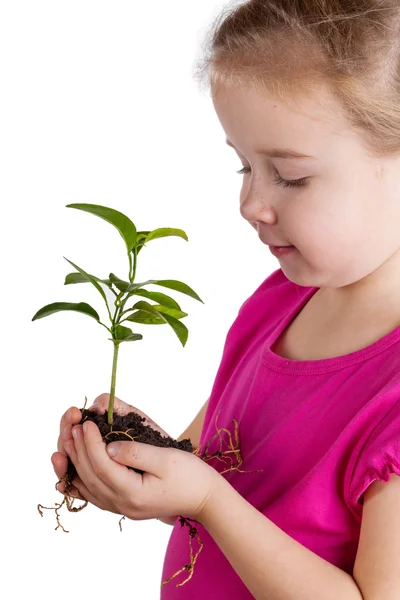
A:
[32,203,203,424]
[33,203,261,589]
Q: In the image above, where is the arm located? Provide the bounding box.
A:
[158,396,210,526]
[198,476,365,600]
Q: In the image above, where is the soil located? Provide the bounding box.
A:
[66,407,193,481]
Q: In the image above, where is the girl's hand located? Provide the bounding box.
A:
[51,393,172,502]
[64,419,221,522]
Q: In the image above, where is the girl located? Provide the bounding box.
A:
[51,1,400,598]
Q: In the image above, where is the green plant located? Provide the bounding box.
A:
[32,203,204,426]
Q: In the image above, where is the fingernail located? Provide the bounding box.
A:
[107,442,120,457]
[72,426,78,440]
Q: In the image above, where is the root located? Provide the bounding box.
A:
[160,517,204,588]
[160,408,263,589]
[104,429,139,442]
[37,474,88,532]
[199,409,264,476]
[38,497,69,533]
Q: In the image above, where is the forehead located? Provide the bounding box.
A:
[211,82,353,156]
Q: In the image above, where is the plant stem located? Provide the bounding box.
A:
[107,246,138,425]
[99,321,112,334]
[129,247,138,282]
[107,341,120,425]
[128,252,133,282]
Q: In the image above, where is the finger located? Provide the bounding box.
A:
[106,437,166,479]
[59,406,82,435]
[51,451,68,479]
[57,423,74,455]
[70,475,119,513]
[82,420,140,492]
[51,452,86,500]
[60,441,120,514]
[70,425,116,499]
[51,450,86,502]
[64,438,78,466]
[62,439,93,501]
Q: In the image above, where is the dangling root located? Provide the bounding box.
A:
[160,517,204,588]
[37,474,88,532]
[160,408,264,589]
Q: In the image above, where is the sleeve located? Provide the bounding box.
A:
[349,399,400,506]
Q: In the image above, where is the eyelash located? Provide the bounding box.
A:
[236,166,309,188]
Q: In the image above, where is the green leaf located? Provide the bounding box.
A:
[160,312,188,347]
[121,279,204,302]
[111,325,143,343]
[137,231,151,240]
[66,203,137,254]
[135,231,151,256]
[109,273,130,293]
[132,229,187,257]
[130,289,181,310]
[126,300,188,346]
[143,228,188,243]
[32,302,100,322]
[125,310,166,325]
[111,280,183,311]
[151,305,187,319]
[64,258,109,311]
[126,304,187,322]
[65,272,112,287]
[152,279,203,303]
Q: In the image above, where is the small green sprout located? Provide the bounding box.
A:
[32,203,204,425]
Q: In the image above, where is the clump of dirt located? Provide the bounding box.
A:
[66,407,194,481]
[38,404,262,590]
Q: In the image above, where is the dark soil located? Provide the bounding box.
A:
[67,407,193,481]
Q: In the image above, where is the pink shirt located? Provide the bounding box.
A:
[161,268,400,598]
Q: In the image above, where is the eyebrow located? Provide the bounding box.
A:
[225,139,315,160]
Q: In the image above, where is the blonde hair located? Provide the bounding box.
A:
[194,0,400,158]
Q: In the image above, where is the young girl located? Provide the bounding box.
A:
[52,1,400,598]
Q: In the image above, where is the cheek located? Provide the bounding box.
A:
[286,190,358,266]
[293,185,389,285]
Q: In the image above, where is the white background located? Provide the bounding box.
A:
[1,1,278,597]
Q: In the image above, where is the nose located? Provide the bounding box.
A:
[239,188,277,225]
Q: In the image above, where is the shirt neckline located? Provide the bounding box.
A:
[262,285,400,375]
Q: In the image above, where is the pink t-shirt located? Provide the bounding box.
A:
[161,268,400,598]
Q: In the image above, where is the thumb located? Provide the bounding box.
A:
[106,440,164,476]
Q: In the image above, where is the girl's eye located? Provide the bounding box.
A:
[236,166,309,189]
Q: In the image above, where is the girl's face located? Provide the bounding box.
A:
[211,82,400,303]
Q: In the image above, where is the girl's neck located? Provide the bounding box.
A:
[317,249,400,317]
